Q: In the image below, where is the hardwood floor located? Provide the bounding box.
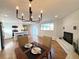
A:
[0,39,67,59]
[51,40,67,59]
[0,40,16,59]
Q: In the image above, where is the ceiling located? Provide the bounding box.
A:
[0,0,79,23]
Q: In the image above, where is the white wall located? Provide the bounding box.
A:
[34,9,79,42]
[1,9,79,41]
[20,8,79,43]
[3,23,13,39]
[54,19,63,38]
[2,22,23,39]
[62,9,79,42]
[38,19,63,39]
[28,19,63,40]
[0,15,24,39]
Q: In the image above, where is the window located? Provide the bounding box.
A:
[41,23,54,30]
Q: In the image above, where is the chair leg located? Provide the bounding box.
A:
[43,53,48,59]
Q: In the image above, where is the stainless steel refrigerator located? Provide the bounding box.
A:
[0,22,4,50]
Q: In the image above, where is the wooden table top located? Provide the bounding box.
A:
[15,42,49,59]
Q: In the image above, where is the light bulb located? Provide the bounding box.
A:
[41,10,43,13]
[22,13,24,16]
[55,15,58,18]
[16,6,19,10]
[31,16,33,19]
[39,15,41,18]
[29,3,31,7]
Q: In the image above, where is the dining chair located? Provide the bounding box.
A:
[38,36,52,59]
[17,35,29,46]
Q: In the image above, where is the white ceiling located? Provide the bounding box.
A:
[0,0,79,23]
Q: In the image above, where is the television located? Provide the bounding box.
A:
[63,32,73,44]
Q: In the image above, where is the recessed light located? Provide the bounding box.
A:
[4,14,8,17]
[55,15,58,18]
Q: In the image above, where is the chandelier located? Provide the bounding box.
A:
[16,0,43,22]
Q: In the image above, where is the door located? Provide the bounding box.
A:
[0,22,4,50]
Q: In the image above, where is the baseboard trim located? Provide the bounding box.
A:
[56,39,74,54]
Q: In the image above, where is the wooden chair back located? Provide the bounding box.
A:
[17,35,28,46]
[39,36,52,49]
[38,36,52,59]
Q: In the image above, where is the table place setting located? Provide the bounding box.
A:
[15,42,48,59]
[24,42,45,59]
[23,42,43,55]
[24,43,33,48]
[31,47,41,54]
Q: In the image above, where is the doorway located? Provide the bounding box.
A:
[31,25,39,42]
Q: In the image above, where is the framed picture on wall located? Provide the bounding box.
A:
[63,27,65,29]
[73,26,77,30]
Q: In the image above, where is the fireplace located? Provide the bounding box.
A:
[63,32,73,44]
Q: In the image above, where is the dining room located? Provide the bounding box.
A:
[0,0,79,59]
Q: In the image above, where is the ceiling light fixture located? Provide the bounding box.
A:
[16,0,43,22]
[54,15,58,18]
[4,14,8,17]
